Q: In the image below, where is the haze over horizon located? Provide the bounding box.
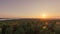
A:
[0,0,60,18]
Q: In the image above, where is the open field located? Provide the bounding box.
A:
[0,18,60,34]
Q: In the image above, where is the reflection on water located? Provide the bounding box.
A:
[0,19,12,21]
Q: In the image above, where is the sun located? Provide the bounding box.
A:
[41,14,47,18]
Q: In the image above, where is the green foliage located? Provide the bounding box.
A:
[0,19,60,34]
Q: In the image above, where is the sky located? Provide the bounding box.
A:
[0,0,60,18]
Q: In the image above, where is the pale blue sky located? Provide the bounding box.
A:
[0,0,60,18]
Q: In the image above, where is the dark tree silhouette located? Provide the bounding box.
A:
[2,25,7,34]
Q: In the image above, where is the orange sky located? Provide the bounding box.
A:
[0,0,60,18]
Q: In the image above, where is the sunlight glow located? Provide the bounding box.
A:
[41,14,47,18]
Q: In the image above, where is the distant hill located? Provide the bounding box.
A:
[0,18,9,19]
